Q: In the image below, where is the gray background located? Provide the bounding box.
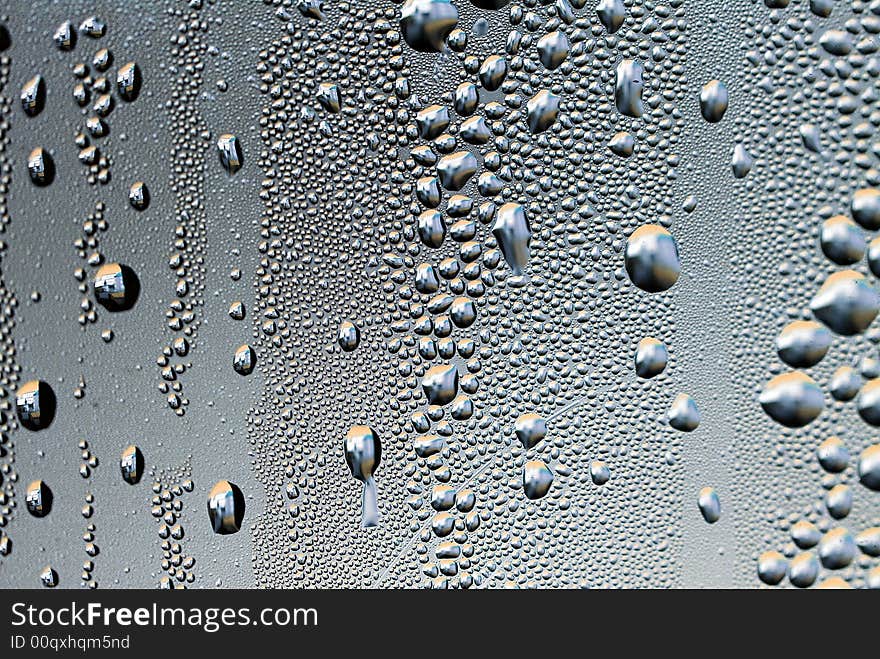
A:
[0,0,876,588]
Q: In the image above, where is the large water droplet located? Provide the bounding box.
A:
[634,337,668,378]
[614,60,644,118]
[759,371,824,427]
[400,0,459,52]
[422,364,459,405]
[116,62,142,102]
[697,487,721,523]
[337,321,361,352]
[27,147,54,186]
[514,413,546,450]
[217,134,243,175]
[523,460,554,500]
[525,89,560,134]
[699,80,729,123]
[817,436,849,474]
[207,480,245,534]
[858,444,880,491]
[624,224,681,293]
[15,380,56,431]
[233,344,256,375]
[775,320,831,368]
[343,425,381,527]
[810,270,880,336]
[94,263,140,311]
[26,480,52,517]
[120,445,144,485]
[20,75,45,116]
[596,0,626,33]
[492,202,531,275]
[668,393,700,432]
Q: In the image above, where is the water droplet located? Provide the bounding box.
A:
[818,528,856,569]
[27,147,54,186]
[537,31,569,70]
[608,131,635,158]
[819,29,853,57]
[337,320,360,351]
[400,0,459,52]
[454,82,478,116]
[514,413,546,450]
[697,487,721,524]
[811,270,880,336]
[116,62,142,102]
[478,55,507,91]
[525,89,560,133]
[830,366,861,401]
[93,48,112,72]
[590,461,610,486]
[699,80,729,123]
[15,380,56,431]
[449,297,476,328]
[775,320,831,368]
[826,484,852,520]
[79,16,106,38]
[820,215,865,265]
[217,134,243,175]
[800,123,822,153]
[668,393,700,432]
[634,337,668,378]
[731,144,754,178]
[415,105,449,140]
[53,21,75,50]
[436,150,477,191]
[596,0,626,33]
[20,75,45,117]
[614,60,644,118]
[492,203,531,275]
[26,480,52,517]
[207,480,245,535]
[857,379,880,425]
[817,437,849,473]
[856,527,880,557]
[317,82,341,113]
[759,372,824,427]
[792,520,821,549]
[40,566,58,588]
[120,445,144,485]
[343,425,381,527]
[523,460,554,500]
[757,551,787,585]
[422,364,458,405]
[858,444,880,491]
[851,188,880,230]
[94,263,140,311]
[128,181,149,210]
[624,224,681,293]
[233,344,256,375]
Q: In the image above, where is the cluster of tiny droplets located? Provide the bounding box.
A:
[73,202,109,332]
[0,21,18,564]
[78,436,99,587]
[244,0,698,588]
[734,0,880,589]
[156,2,211,416]
[249,0,413,587]
[80,491,98,588]
[2,0,880,589]
[151,469,196,589]
[60,17,116,188]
